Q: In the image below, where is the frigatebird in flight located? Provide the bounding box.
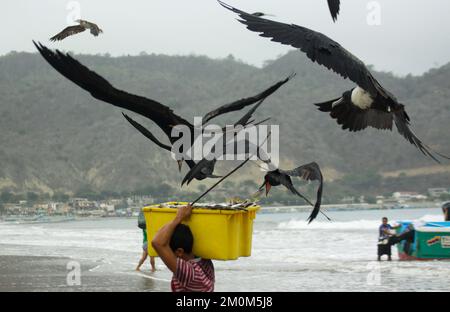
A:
[50,20,103,41]
[34,41,293,180]
[258,162,324,223]
[218,1,450,163]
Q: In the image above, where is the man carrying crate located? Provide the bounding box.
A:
[152,204,215,292]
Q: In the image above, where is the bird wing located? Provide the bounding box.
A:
[276,173,316,211]
[122,113,172,151]
[181,99,270,186]
[181,126,273,186]
[218,1,390,99]
[327,0,341,22]
[393,109,449,163]
[181,158,216,185]
[318,98,449,161]
[281,162,324,223]
[122,113,198,169]
[202,73,294,125]
[317,97,394,132]
[34,42,193,143]
[50,25,86,41]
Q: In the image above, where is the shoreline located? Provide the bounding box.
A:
[0,202,443,222]
[0,254,167,292]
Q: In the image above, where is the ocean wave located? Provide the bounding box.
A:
[278,219,379,230]
[277,214,444,230]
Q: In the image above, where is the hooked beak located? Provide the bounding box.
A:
[265,182,271,196]
[207,174,222,179]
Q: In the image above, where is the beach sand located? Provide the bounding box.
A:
[0,255,167,292]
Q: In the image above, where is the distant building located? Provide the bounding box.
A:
[100,203,115,214]
[376,196,385,205]
[5,204,22,215]
[341,196,355,204]
[392,192,425,201]
[428,188,449,198]
[69,198,97,211]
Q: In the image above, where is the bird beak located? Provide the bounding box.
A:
[177,160,183,172]
[207,174,222,179]
[265,182,271,196]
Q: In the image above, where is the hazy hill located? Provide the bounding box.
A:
[0,50,449,196]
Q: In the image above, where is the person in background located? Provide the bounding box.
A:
[390,223,416,256]
[378,217,400,261]
[136,228,156,272]
[152,204,215,292]
[442,202,450,221]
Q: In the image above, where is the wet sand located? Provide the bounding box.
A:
[0,255,167,292]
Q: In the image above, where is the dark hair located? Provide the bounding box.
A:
[382,217,388,221]
[443,203,450,221]
[170,224,194,253]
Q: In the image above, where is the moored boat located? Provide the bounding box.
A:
[395,221,450,260]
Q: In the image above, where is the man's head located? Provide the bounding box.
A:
[170,224,194,259]
[443,202,450,221]
[382,217,388,225]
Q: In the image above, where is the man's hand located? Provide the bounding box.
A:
[175,204,193,223]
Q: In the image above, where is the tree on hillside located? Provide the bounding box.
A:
[0,191,14,203]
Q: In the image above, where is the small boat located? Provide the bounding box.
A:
[395,221,450,260]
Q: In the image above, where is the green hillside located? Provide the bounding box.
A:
[0,50,449,200]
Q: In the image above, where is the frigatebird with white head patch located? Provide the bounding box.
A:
[218,1,449,163]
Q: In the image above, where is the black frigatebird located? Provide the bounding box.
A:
[34,41,292,180]
[50,20,103,42]
[122,112,267,181]
[259,162,324,223]
[218,1,450,163]
[125,96,273,185]
[180,85,289,187]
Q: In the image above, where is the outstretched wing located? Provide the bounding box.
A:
[316,98,449,162]
[276,173,316,211]
[34,42,193,143]
[50,25,86,41]
[122,113,172,151]
[316,97,394,132]
[182,99,270,186]
[202,73,294,124]
[327,0,341,22]
[281,162,324,223]
[393,109,449,163]
[122,113,198,169]
[218,1,390,99]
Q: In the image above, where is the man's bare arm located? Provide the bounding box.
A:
[151,205,192,273]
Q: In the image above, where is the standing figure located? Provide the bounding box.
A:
[377,217,399,261]
[136,228,156,272]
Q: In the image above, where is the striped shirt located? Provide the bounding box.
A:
[171,258,215,292]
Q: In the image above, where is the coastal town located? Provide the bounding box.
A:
[1,187,449,220]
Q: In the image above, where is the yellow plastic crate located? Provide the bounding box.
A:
[142,202,260,260]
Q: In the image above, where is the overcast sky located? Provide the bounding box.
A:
[2,0,450,76]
